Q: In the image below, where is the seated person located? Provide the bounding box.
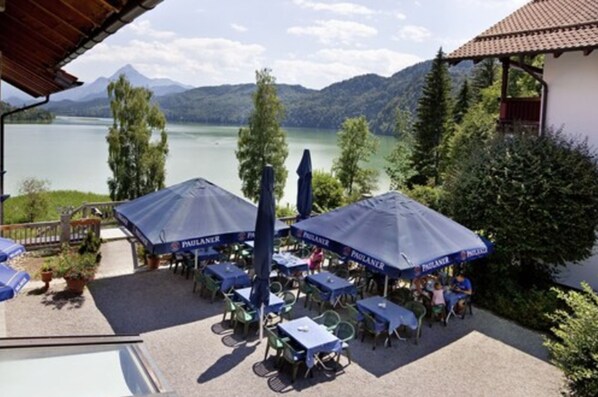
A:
[431,282,446,322]
[450,273,472,314]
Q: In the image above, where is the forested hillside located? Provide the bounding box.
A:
[0,101,54,123]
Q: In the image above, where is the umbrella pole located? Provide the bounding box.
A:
[194,249,198,270]
[259,303,264,342]
[383,275,389,298]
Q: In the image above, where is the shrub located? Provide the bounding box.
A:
[405,185,445,212]
[276,204,296,218]
[53,252,99,280]
[18,177,50,222]
[446,131,598,277]
[78,230,102,262]
[545,283,598,396]
[312,170,344,212]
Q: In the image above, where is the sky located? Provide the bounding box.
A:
[31,0,528,91]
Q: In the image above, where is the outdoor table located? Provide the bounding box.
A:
[204,263,251,292]
[233,287,284,316]
[244,240,254,249]
[357,296,418,345]
[272,252,309,276]
[306,271,357,305]
[278,316,342,369]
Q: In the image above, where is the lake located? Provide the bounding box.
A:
[5,117,395,205]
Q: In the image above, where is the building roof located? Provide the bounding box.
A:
[0,0,162,98]
[447,0,598,62]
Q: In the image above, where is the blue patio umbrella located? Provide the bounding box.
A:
[250,166,275,339]
[114,178,289,257]
[296,149,313,221]
[0,263,30,302]
[0,237,26,262]
[292,191,492,291]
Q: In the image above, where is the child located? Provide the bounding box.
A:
[431,282,446,323]
[308,246,323,274]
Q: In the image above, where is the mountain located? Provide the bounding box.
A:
[46,60,473,135]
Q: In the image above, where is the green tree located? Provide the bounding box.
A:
[411,48,453,186]
[312,170,344,212]
[106,75,168,200]
[453,79,471,124]
[385,108,415,190]
[472,58,497,93]
[18,177,49,222]
[236,69,289,202]
[545,283,598,396]
[332,116,379,196]
[446,131,598,279]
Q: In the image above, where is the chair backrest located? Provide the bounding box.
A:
[346,304,361,324]
[195,270,206,284]
[393,287,413,305]
[405,301,427,320]
[264,326,281,348]
[322,310,341,328]
[205,275,220,290]
[299,279,313,294]
[270,281,283,294]
[223,294,236,311]
[334,268,350,279]
[282,291,296,306]
[362,312,378,331]
[281,339,301,363]
[335,321,355,341]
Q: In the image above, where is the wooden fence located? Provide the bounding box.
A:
[70,201,127,226]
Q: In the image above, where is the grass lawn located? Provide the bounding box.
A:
[4,190,111,224]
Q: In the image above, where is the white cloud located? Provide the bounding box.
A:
[230,23,248,32]
[274,48,422,89]
[292,0,375,16]
[127,20,176,39]
[395,12,407,20]
[287,20,377,45]
[397,25,432,42]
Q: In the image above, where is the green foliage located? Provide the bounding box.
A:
[545,283,598,396]
[4,190,110,225]
[236,69,289,202]
[107,74,169,200]
[0,101,54,123]
[52,251,99,280]
[276,204,296,218]
[405,185,445,212]
[312,170,344,212]
[78,230,102,263]
[332,116,379,196]
[446,131,598,272]
[18,177,50,223]
[453,79,471,124]
[385,108,415,190]
[471,58,498,94]
[411,48,454,186]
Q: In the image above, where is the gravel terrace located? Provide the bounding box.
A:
[2,240,563,397]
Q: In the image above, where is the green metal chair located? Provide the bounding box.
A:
[343,304,363,333]
[404,301,427,344]
[193,270,206,294]
[333,267,350,279]
[263,326,287,366]
[280,291,297,321]
[281,339,308,383]
[222,293,236,324]
[361,312,388,350]
[234,303,258,337]
[312,310,341,331]
[390,287,413,306]
[309,287,329,314]
[334,321,355,364]
[297,279,314,308]
[270,281,283,295]
[203,274,222,303]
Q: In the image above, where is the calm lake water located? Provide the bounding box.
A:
[5,116,394,205]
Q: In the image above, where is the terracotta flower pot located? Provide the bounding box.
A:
[65,277,88,294]
[147,255,160,270]
[41,271,53,284]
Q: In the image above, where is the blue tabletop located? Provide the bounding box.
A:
[272,252,309,275]
[176,247,220,263]
[444,290,467,312]
[205,263,251,292]
[234,287,284,315]
[278,316,342,368]
[357,296,418,332]
[306,271,357,303]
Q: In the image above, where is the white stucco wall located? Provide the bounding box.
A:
[544,51,598,147]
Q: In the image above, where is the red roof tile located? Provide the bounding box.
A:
[447,0,598,61]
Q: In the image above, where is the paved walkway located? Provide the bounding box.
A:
[4,240,563,396]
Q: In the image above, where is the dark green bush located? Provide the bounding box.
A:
[78,230,102,262]
[545,283,598,396]
[312,170,344,212]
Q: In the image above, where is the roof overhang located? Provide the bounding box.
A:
[0,0,163,98]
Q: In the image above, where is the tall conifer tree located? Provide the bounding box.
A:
[453,79,471,124]
[410,48,453,186]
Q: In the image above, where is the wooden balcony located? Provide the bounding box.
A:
[499,97,541,127]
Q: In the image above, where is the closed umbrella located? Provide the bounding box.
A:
[0,237,26,262]
[296,149,313,220]
[0,263,30,302]
[250,166,275,341]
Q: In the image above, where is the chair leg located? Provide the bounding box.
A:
[264,344,270,361]
[244,322,249,337]
[291,363,298,383]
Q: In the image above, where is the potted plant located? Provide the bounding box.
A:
[146,253,160,270]
[40,259,53,286]
[55,252,99,294]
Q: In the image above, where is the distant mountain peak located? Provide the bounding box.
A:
[111,64,144,79]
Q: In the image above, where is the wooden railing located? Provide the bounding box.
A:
[0,218,100,249]
[70,201,127,226]
[499,97,541,125]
